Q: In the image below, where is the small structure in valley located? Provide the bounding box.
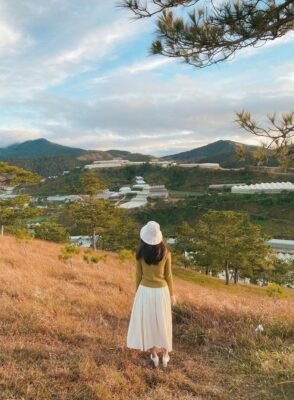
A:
[70,236,92,248]
[47,195,82,202]
[268,239,294,261]
[178,163,221,169]
[148,185,169,199]
[232,182,294,194]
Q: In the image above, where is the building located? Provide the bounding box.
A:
[268,239,294,254]
[232,181,294,194]
[47,195,82,202]
[119,192,148,209]
[0,194,19,200]
[178,163,221,169]
[119,186,132,194]
[268,239,294,260]
[84,160,146,169]
[149,160,173,168]
[148,185,169,199]
[133,184,150,190]
[85,160,124,169]
[136,179,146,185]
[70,236,92,248]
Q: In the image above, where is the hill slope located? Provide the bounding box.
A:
[0,236,293,400]
[0,138,86,159]
[0,139,154,176]
[0,139,154,162]
[163,140,274,167]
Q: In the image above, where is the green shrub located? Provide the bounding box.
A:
[266,283,287,299]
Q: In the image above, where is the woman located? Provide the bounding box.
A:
[127,221,176,368]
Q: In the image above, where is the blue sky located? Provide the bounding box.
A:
[0,0,293,156]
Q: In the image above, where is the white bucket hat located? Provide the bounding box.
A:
[140,221,163,245]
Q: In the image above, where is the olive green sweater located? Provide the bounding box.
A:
[136,252,174,296]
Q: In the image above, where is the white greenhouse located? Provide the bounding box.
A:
[232,181,294,194]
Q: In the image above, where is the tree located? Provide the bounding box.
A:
[0,163,41,236]
[80,170,106,196]
[236,111,294,171]
[83,249,108,268]
[101,211,139,251]
[0,195,40,236]
[193,211,273,284]
[67,198,118,250]
[270,257,294,287]
[0,162,41,187]
[235,144,247,161]
[252,145,268,166]
[121,0,294,68]
[34,222,69,243]
[15,228,34,254]
[174,221,195,268]
[59,243,80,267]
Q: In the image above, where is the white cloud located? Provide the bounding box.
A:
[0,0,292,156]
[53,22,138,66]
[232,31,294,61]
[127,58,172,74]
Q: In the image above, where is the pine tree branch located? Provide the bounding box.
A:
[120,0,294,67]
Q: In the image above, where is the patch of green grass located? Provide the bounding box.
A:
[174,267,294,299]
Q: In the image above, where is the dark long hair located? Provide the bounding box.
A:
[136,240,167,265]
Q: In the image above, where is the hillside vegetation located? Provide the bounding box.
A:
[134,191,294,239]
[0,236,293,400]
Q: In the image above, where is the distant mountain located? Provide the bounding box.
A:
[0,138,153,162]
[0,138,86,159]
[107,149,152,162]
[163,140,275,167]
[0,139,154,176]
[77,149,152,162]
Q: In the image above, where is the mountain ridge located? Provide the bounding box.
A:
[163,139,262,165]
[0,138,86,159]
[0,138,275,169]
[0,138,153,162]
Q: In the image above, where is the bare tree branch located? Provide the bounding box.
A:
[236,110,294,170]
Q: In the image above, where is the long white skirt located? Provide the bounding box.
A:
[127,284,172,352]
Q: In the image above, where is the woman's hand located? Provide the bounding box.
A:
[170,295,177,306]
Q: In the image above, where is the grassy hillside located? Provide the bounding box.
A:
[0,236,293,400]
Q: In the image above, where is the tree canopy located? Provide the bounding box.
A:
[121,0,294,68]
[0,163,41,236]
[0,162,41,186]
[182,210,274,284]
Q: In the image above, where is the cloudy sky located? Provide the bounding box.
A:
[0,0,293,156]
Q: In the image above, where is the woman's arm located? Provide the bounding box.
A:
[136,259,143,291]
[164,252,174,297]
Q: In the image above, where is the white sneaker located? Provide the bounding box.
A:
[150,353,159,368]
[162,354,170,368]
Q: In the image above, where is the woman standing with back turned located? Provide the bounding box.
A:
[127,221,176,368]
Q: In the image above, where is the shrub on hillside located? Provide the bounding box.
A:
[266,283,287,300]
[35,222,69,243]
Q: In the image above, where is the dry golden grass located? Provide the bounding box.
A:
[0,236,293,400]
